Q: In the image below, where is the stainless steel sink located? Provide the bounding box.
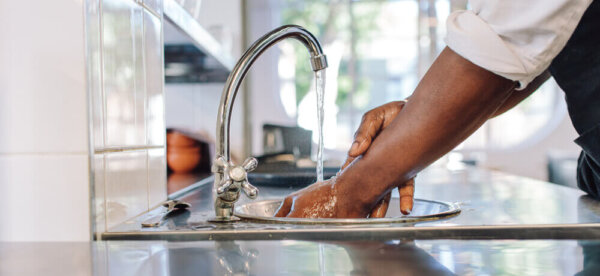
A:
[234,198,461,224]
[101,167,600,241]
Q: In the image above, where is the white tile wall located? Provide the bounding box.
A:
[133,7,148,147]
[0,154,91,241]
[94,154,106,236]
[145,10,167,146]
[105,150,148,229]
[91,0,167,233]
[0,0,97,242]
[148,148,167,208]
[88,0,105,150]
[0,1,88,154]
[102,0,147,147]
[0,0,168,241]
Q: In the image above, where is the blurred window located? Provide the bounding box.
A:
[276,0,566,154]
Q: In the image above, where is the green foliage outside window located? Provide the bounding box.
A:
[281,0,383,108]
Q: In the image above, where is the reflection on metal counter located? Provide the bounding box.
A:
[2,239,600,275]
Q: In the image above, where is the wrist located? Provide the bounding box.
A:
[334,164,388,217]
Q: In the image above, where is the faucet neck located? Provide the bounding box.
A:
[216,25,328,160]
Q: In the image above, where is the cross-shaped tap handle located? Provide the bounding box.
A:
[214,157,259,199]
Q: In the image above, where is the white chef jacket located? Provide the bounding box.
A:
[445,0,593,89]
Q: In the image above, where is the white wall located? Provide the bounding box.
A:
[0,0,91,241]
[0,0,168,241]
[245,0,297,155]
[165,83,245,159]
[91,0,168,235]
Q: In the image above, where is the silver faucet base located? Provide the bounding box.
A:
[208,216,241,223]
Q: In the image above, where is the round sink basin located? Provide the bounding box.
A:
[234,198,460,224]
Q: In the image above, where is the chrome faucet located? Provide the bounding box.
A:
[210,25,328,222]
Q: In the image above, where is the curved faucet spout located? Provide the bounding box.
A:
[217,25,327,160]
[211,25,328,222]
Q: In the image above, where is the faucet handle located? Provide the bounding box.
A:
[212,156,227,173]
[241,180,258,199]
[232,157,259,199]
[242,157,258,172]
[215,156,260,199]
[217,178,233,195]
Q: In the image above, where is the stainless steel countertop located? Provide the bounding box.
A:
[103,166,600,240]
[1,239,599,275]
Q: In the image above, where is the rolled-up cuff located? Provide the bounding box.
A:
[445,11,534,89]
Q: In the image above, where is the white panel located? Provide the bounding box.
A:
[0,1,88,154]
[192,83,245,157]
[144,11,166,146]
[93,154,106,236]
[102,0,146,147]
[87,0,105,150]
[0,154,91,241]
[164,84,195,130]
[148,148,167,207]
[133,6,147,146]
[193,84,220,138]
[105,150,148,229]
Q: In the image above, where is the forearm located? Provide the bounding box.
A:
[491,70,551,117]
[336,47,515,212]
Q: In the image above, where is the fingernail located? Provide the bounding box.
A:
[401,205,413,215]
[349,141,359,153]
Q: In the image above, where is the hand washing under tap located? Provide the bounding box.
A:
[210,25,328,222]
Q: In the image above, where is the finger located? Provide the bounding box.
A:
[399,178,415,215]
[369,192,391,218]
[341,156,355,170]
[343,102,406,171]
[348,113,385,157]
[349,101,406,158]
[274,196,293,217]
[380,101,405,129]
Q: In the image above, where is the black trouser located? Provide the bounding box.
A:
[549,0,600,199]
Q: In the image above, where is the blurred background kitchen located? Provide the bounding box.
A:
[0,0,580,241]
[168,0,580,179]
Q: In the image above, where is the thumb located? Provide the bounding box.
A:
[274,196,293,217]
[369,192,391,218]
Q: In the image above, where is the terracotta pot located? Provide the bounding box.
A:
[167,146,201,173]
[167,131,198,147]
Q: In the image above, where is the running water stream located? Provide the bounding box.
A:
[315,70,326,182]
[316,69,327,270]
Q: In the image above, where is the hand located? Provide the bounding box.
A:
[274,177,369,218]
[337,241,454,275]
[342,101,415,217]
[275,101,416,219]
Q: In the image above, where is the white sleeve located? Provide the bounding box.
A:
[445,0,592,89]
